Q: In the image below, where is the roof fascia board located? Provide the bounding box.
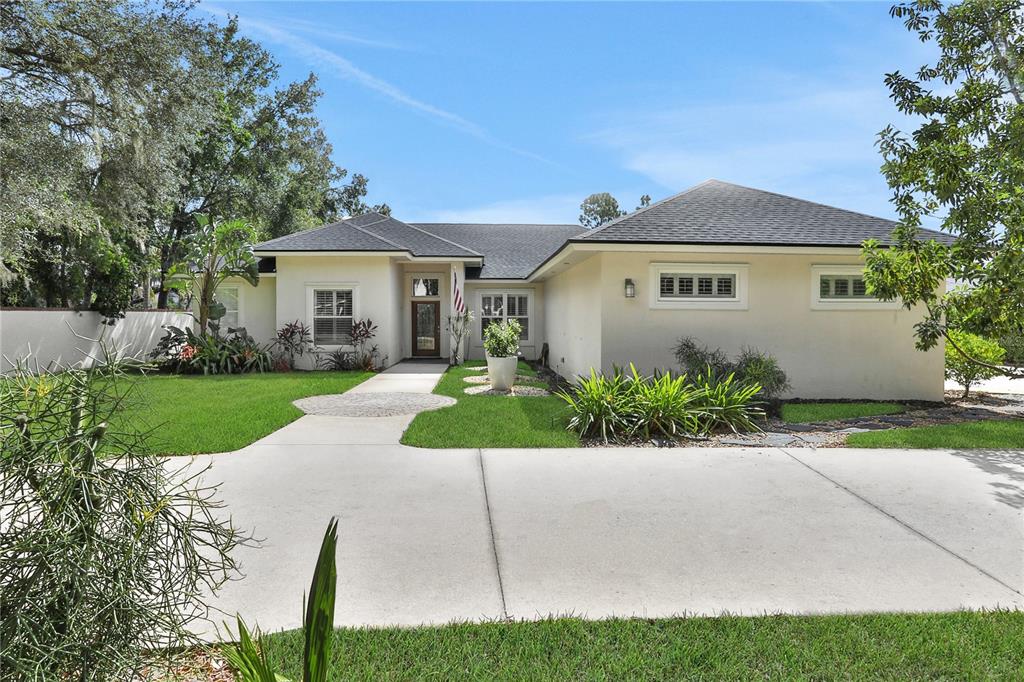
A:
[567,242,866,255]
[254,250,406,257]
[527,241,868,281]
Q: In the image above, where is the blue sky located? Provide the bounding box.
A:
[204,1,935,225]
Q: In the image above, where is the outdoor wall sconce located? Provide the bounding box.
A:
[624,278,636,298]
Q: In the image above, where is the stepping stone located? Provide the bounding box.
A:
[781,423,820,432]
[876,417,915,426]
[293,392,456,417]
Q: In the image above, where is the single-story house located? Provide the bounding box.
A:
[222,179,948,400]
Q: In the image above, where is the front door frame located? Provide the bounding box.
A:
[411,300,441,357]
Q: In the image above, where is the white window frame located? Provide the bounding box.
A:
[215,284,242,329]
[410,273,442,299]
[305,282,360,348]
[648,262,749,310]
[477,289,532,343]
[810,265,901,310]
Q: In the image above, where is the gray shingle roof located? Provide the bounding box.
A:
[575,179,951,247]
[254,212,481,257]
[411,223,583,279]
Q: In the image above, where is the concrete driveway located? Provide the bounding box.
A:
[190,440,1024,636]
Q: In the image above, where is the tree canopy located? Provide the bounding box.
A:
[863,0,1024,378]
[0,0,387,318]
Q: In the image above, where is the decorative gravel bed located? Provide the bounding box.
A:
[579,393,1024,449]
[464,385,551,397]
[293,392,456,417]
[463,374,537,385]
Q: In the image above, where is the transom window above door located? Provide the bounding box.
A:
[312,289,354,345]
[412,277,440,297]
[480,292,529,340]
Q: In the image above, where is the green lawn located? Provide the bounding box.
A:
[258,611,1024,680]
[400,361,579,448]
[847,418,1024,448]
[782,401,905,423]
[115,371,373,455]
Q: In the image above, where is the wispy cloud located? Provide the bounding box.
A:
[585,82,909,218]
[271,16,409,51]
[204,6,555,166]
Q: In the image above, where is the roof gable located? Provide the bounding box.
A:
[254,212,481,257]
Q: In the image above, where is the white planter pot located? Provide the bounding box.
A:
[486,354,518,391]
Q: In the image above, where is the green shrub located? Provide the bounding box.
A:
[691,371,766,434]
[734,347,790,399]
[557,364,764,443]
[483,319,522,358]
[673,337,789,399]
[672,337,732,377]
[1000,334,1024,366]
[624,366,703,440]
[558,368,632,443]
[945,330,1006,398]
[0,360,244,680]
[151,323,273,374]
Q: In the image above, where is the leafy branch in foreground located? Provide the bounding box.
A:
[864,0,1024,379]
[0,357,248,681]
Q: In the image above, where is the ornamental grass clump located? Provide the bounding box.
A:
[558,364,765,443]
[0,358,246,681]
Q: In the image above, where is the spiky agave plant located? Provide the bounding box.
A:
[224,517,339,682]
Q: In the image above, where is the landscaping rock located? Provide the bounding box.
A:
[293,392,456,417]
[781,423,820,432]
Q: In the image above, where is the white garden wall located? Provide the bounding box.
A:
[0,309,193,372]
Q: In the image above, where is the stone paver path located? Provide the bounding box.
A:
[294,391,455,417]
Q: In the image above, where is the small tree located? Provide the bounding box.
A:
[170,214,261,332]
[864,0,1024,381]
[579,192,626,228]
[447,310,474,365]
[945,330,1005,398]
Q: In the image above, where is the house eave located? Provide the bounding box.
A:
[254,249,483,265]
[526,240,874,281]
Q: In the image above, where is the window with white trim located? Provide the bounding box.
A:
[659,273,736,299]
[480,293,529,340]
[216,286,240,329]
[313,289,354,345]
[819,274,869,299]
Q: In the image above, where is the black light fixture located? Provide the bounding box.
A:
[624,278,636,298]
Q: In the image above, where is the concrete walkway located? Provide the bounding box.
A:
[187,362,1024,636]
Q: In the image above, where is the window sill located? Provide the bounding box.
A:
[811,299,903,311]
[650,299,748,311]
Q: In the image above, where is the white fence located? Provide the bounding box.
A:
[0,309,193,372]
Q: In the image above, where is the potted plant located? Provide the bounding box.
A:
[483,319,522,391]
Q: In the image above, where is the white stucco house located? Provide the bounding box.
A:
[221,180,949,400]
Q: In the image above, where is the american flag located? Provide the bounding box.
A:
[452,269,466,313]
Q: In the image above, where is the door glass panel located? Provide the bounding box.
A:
[415,303,437,352]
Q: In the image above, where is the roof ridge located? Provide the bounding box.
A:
[345,215,410,251]
[254,220,342,248]
[707,179,900,225]
[579,179,718,239]
[411,222,579,228]
[397,221,484,257]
